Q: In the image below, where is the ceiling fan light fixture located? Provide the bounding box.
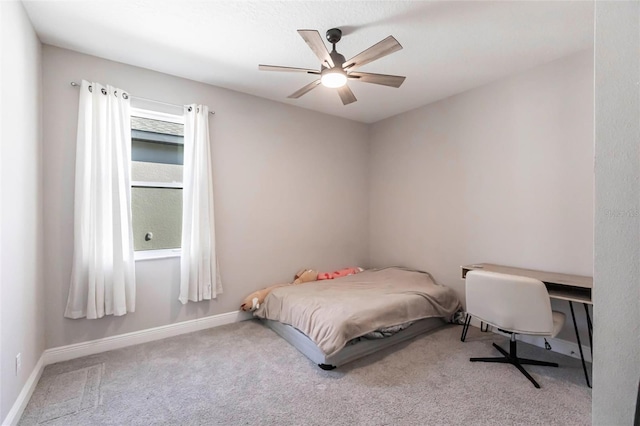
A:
[320,68,347,88]
[258,28,404,105]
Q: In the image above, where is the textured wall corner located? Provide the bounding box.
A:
[593,2,640,424]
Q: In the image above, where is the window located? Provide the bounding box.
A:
[130,108,184,252]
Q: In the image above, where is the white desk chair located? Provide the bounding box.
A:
[465,270,566,388]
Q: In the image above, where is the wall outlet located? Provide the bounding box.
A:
[16,353,22,376]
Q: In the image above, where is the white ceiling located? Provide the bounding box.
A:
[23,1,594,123]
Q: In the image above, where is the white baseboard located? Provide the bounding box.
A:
[2,354,45,426]
[3,310,252,425]
[44,310,253,365]
[517,334,592,363]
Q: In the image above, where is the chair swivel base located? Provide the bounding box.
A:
[470,338,558,389]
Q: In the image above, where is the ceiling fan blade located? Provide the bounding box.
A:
[337,85,357,105]
[259,65,320,74]
[297,30,334,68]
[287,80,322,99]
[343,36,402,71]
[348,71,406,88]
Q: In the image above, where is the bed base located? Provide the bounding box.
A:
[262,317,447,369]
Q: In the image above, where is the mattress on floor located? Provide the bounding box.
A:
[254,267,462,358]
[262,317,447,367]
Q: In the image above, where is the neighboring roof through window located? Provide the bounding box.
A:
[131,116,184,136]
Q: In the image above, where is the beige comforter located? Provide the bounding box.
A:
[253,267,462,357]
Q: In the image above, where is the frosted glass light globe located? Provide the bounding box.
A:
[321,70,347,88]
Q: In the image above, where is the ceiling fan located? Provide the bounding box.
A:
[259,28,406,105]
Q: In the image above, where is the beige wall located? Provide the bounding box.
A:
[593,2,640,424]
[0,1,45,421]
[369,50,594,342]
[42,46,370,348]
[42,47,595,349]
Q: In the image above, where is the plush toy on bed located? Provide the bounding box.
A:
[240,269,318,311]
[317,267,364,280]
[293,268,318,284]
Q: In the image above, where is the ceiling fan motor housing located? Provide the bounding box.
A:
[329,51,346,69]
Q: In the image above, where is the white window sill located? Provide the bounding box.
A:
[135,248,181,261]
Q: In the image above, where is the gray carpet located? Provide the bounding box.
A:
[19,320,591,425]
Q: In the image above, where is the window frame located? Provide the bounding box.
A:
[130,107,185,260]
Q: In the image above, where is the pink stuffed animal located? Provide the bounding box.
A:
[317,267,363,281]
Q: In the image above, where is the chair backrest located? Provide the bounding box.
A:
[466,270,553,335]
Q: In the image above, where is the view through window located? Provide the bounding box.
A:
[130,109,184,251]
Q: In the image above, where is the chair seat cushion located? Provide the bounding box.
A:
[551,311,566,338]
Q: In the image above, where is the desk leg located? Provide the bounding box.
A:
[461,314,471,342]
[569,301,591,388]
[584,303,593,357]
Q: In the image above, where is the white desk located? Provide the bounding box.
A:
[461,263,592,304]
[460,263,593,387]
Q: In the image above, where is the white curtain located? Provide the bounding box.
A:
[180,104,222,303]
[65,80,136,319]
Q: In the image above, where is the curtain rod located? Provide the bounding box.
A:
[69,82,215,115]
